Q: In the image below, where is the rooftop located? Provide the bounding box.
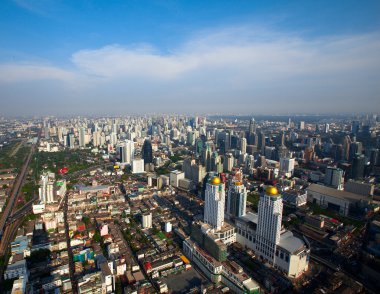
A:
[307,184,370,202]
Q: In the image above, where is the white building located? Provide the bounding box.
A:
[169,170,185,188]
[165,222,172,233]
[79,127,86,147]
[324,167,344,190]
[255,187,283,263]
[38,173,56,204]
[239,137,247,154]
[142,213,152,229]
[132,159,144,174]
[204,176,225,231]
[235,186,310,278]
[117,140,134,164]
[280,157,295,177]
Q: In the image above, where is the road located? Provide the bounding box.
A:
[0,139,37,243]
[0,218,23,287]
[63,190,77,294]
[5,196,39,226]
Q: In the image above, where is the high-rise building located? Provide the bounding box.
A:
[223,153,234,172]
[204,176,225,230]
[239,137,247,154]
[324,167,344,190]
[369,148,379,172]
[44,126,50,140]
[324,123,330,133]
[132,158,145,174]
[258,131,266,153]
[351,120,360,134]
[255,187,283,264]
[342,135,351,161]
[142,213,152,228]
[349,142,363,161]
[249,118,256,134]
[279,158,295,177]
[110,132,118,146]
[202,141,214,172]
[79,127,86,147]
[236,186,310,277]
[298,121,305,131]
[38,173,55,204]
[351,154,365,180]
[68,133,75,149]
[141,139,153,164]
[117,140,134,164]
[227,180,247,218]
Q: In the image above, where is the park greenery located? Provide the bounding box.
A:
[247,192,260,211]
[0,140,30,170]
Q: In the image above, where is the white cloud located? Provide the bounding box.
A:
[1,26,379,114]
[68,27,380,84]
[0,63,75,83]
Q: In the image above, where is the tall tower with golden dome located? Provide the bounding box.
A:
[204,176,225,230]
[255,186,283,264]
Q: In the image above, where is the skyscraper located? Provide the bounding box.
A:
[255,186,283,264]
[249,118,256,134]
[117,140,134,164]
[38,173,55,204]
[324,167,344,190]
[141,139,153,164]
[239,137,247,154]
[79,127,86,147]
[258,131,266,153]
[351,153,365,180]
[279,157,295,177]
[227,179,247,218]
[204,176,225,230]
[68,133,75,149]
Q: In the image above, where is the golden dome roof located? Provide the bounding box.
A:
[210,176,221,185]
[266,186,279,196]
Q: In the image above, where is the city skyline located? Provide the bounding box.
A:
[1,0,380,116]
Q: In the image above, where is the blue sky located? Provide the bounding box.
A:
[1,0,380,116]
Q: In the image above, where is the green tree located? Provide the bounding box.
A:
[92,231,101,243]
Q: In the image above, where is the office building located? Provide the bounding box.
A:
[224,153,234,172]
[169,170,185,188]
[351,153,366,180]
[117,140,134,164]
[68,133,75,149]
[79,127,86,147]
[226,179,247,219]
[279,157,295,177]
[141,139,153,164]
[132,159,144,174]
[324,167,344,190]
[239,137,247,154]
[142,213,152,229]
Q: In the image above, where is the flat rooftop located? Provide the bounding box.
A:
[307,184,370,202]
